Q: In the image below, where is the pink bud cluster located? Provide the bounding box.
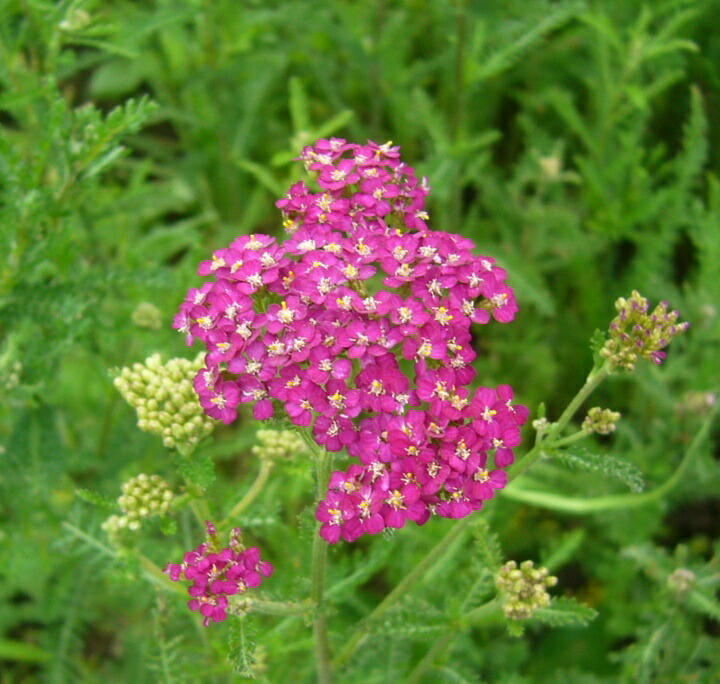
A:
[165,522,273,626]
[175,138,527,543]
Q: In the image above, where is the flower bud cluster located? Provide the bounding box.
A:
[102,473,174,535]
[582,406,621,435]
[496,560,558,620]
[667,567,695,594]
[601,290,689,371]
[131,301,162,330]
[165,522,274,627]
[252,428,306,461]
[175,139,527,543]
[113,353,215,450]
[0,360,22,391]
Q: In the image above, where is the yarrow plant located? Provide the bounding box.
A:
[100,139,698,682]
[175,138,528,544]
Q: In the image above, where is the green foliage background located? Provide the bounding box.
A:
[1,0,719,681]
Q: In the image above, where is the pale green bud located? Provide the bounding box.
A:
[496,560,557,620]
[582,407,621,435]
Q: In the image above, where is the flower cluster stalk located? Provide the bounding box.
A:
[334,515,474,669]
[311,446,334,683]
[222,458,274,526]
[503,396,718,513]
[508,360,613,481]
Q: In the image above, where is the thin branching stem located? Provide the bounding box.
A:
[311,446,334,683]
[334,515,473,670]
[503,398,719,513]
[221,457,274,528]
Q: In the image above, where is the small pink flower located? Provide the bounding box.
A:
[165,524,273,627]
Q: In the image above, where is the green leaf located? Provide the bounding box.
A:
[506,620,525,637]
[687,589,720,623]
[532,596,598,627]
[236,159,285,197]
[468,1,585,84]
[675,86,708,189]
[590,329,607,365]
[289,76,310,134]
[175,451,216,490]
[549,447,645,493]
[160,516,178,536]
[0,638,52,663]
[75,488,118,510]
[472,518,503,570]
[228,618,257,678]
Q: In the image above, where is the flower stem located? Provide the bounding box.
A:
[460,597,503,627]
[406,598,502,684]
[221,457,274,528]
[549,360,613,440]
[311,446,333,684]
[509,361,613,481]
[406,631,456,684]
[334,515,473,670]
[502,399,718,513]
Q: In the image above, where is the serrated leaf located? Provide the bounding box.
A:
[532,596,598,627]
[687,589,720,623]
[75,488,118,509]
[590,329,607,364]
[228,619,257,678]
[506,620,525,637]
[469,1,584,84]
[472,518,503,570]
[82,145,127,179]
[175,451,215,490]
[549,448,645,493]
[675,86,707,189]
[160,516,178,536]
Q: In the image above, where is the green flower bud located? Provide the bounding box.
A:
[667,567,695,594]
[582,407,621,435]
[251,428,307,462]
[131,302,163,330]
[113,353,215,451]
[496,560,557,620]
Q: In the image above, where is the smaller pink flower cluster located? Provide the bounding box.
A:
[165,522,273,626]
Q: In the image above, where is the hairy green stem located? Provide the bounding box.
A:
[175,444,213,525]
[334,515,473,670]
[221,457,274,527]
[407,598,502,683]
[503,399,718,513]
[461,597,503,627]
[311,447,334,684]
[406,631,456,684]
[549,430,590,448]
[549,361,613,440]
[509,361,613,480]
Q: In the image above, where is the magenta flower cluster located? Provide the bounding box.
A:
[175,138,528,543]
[165,522,274,626]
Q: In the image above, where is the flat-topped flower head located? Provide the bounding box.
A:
[175,139,528,542]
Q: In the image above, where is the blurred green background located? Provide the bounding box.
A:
[1,0,719,681]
